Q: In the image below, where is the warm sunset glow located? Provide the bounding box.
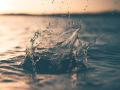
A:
[0,0,120,14]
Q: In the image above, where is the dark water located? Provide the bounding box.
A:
[0,15,120,90]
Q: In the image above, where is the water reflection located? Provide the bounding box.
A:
[25,72,89,90]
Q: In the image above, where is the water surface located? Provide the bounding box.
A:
[0,15,120,90]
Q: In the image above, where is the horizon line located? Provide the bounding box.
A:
[0,11,120,16]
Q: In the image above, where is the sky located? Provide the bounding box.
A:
[0,0,120,14]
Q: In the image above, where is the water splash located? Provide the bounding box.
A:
[22,24,89,74]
